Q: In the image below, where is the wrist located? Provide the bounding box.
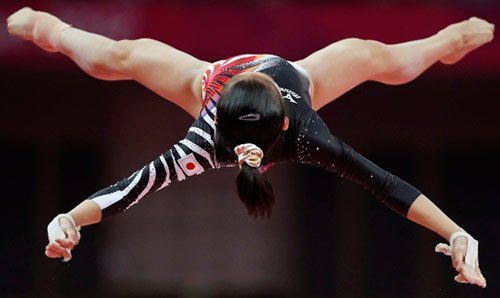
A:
[443,227,465,243]
[47,213,80,243]
[59,213,80,229]
[68,199,102,227]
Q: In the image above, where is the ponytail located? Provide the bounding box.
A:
[236,164,275,219]
[214,72,286,219]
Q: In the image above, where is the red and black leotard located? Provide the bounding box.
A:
[89,54,421,219]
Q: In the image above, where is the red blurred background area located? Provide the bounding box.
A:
[2,1,499,74]
[1,1,499,298]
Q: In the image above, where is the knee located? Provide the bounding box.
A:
[84,39,134,77]
[357,39,393,74]
[340,38,386,73]
[106,39,133,70]
[339,38,376,57]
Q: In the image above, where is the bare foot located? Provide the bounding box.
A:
[6,7,69,52]
[6,7,36,41]
[440,17,495,65]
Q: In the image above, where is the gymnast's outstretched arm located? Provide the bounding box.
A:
[296,17,494,110]
[406,195,486,287]
[299,113,487,288]
[45,117,217,261]
[7,7,208,117]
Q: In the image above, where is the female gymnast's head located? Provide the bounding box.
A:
[215,72,288,219]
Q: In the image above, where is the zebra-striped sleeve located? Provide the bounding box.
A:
[89,119,218,220]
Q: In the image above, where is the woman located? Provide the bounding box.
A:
[7,7,493,288]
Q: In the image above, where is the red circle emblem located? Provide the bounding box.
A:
[186,162,196,170]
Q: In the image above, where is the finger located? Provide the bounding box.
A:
[56,238,74,250]
[47,242,67,255]
[48,241,73,262]
[68,230,80,245]
[454,273,468,284]
[460,268,478,285]
[435,243,452,256]
[459,266,485,287]
[476,268,487,288]
[46,249,61,258]
[45,246,63,258]
[451,247,465,271]
[469,274,485,288]
[451,237,467,270]
[64,227,80,245]
[51,243,71,262]
[61,249,71,262]
[50,240,72,261]
[46,245,65,259]
[474,258,486,287]
[59,217,80,244]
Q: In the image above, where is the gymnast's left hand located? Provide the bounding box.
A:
[436,234,487,288]
[451,236,486,287]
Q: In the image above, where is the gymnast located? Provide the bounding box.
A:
[7,7,493,288]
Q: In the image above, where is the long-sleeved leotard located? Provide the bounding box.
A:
[90,116,218,219]
[89,54,421,220]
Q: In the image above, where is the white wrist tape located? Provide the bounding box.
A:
[47,214,81,262]
[435,231,479,271]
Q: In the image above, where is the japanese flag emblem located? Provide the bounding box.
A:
[178,153,204,176]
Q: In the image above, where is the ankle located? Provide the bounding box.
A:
[32,11,70,52]
[439,25,464,57]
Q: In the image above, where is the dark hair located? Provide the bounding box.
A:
[215,73,286,219]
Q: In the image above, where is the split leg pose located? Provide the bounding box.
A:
[7,8,493,114]
[7,7,493,288]
[7,7,209,117]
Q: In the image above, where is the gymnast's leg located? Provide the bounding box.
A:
[296,17,495,110]
[7,7,209,117]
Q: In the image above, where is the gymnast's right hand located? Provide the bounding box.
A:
[45,214,81,262]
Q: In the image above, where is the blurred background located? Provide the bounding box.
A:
[1,1,499,297]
